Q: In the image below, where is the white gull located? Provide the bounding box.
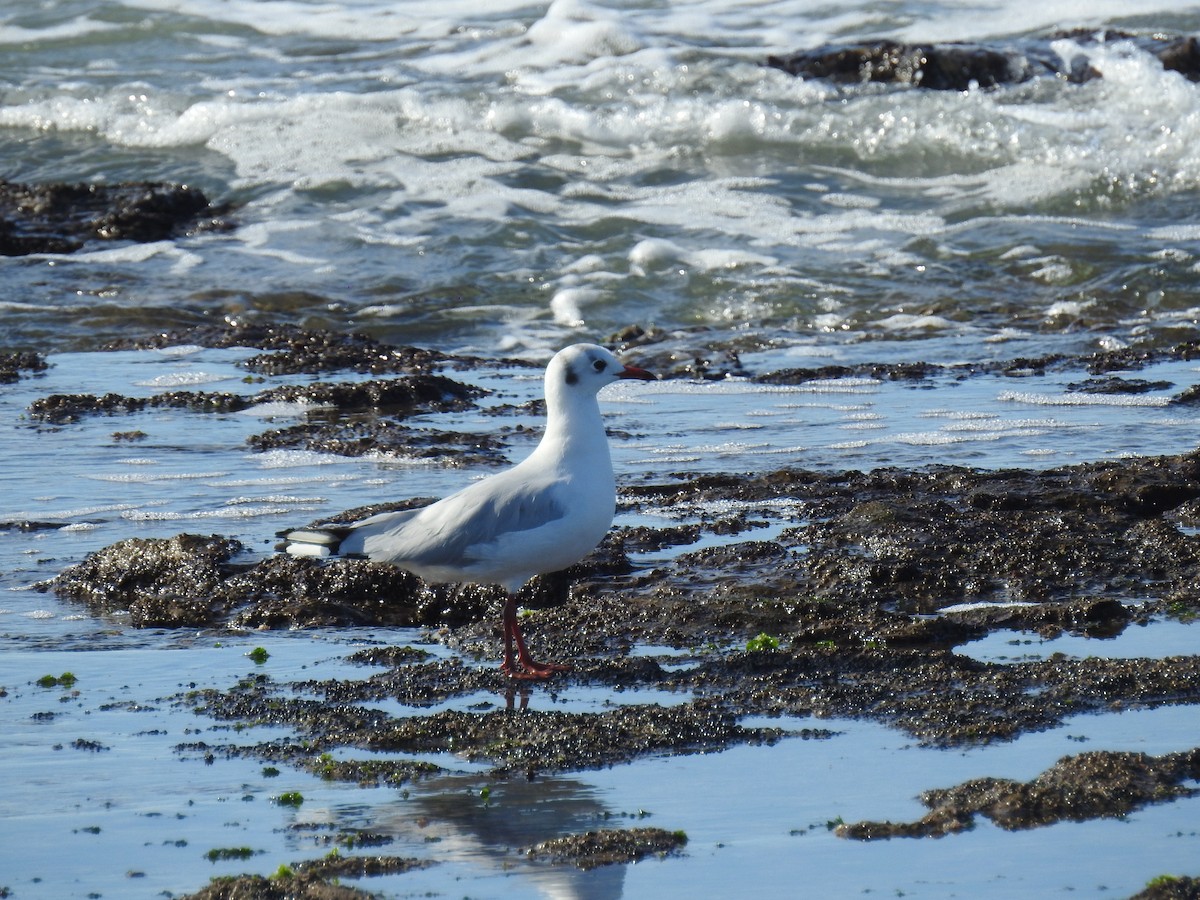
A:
[280,343,655,678]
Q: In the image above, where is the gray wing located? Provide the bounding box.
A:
[353,476,567,570]
[335,506,423,557]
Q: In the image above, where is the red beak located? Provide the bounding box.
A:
[618,363,655,381]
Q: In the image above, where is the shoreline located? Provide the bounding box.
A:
[8,324,1197,897]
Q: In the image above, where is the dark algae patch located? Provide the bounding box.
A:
[0,179,231,256]
[180,863,426,900]
[765,31,1200,91]
[838,748,1200,839]
[524,826,688,869]
[1132,875,1200,899]
[28,374,482,426]
[182,670,789,777]
[99,321,508,376]
[51,533,246,627]
[204,847,261,862]
[36,671,77,688]
[0,350,48,383]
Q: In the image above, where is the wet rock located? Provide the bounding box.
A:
[178,871,376,900]
[1166,498,1200,528]
[1157,35,1200,81]
[674,538,789,570]
[618,523,702,554]
[307,658,504,709]
[0,350,48,383]
[190,667,786,777]
[49,534,245,627]
[223,556,494,630]
[765,32,1200,91]
[345,645,433,668]
[258,377,483,413]
[299,752,444,788]
[47,528,584,632]
[0,180,230,256]
[186,611,1200,764]
[1171,384,1200,406]
[734,453,1200,614]
[241,334,463,378]
[605,323,746,379]
[103,322,503,376]
[30,389,255,423]
[247,421,508,466]
[225,555,420,629]
[178,733,446,787]
[838,747,1200,838]
[0,519,66,532]
[70,738,110,752]
[690,644,1200,747]
[750,343,1200,388]
[628,346,743,380]
[362,703,783,776]
[292,855,433,879]
[755,361,937,384]
[939,596,1133,639]
[606,323,670,348]
[1130,875,1200,899]
[766,39,1056,90]
[1066,376,1174,394]
[29,374,482,425]
[523,827,688,869]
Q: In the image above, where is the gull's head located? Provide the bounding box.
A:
[546,343,655,401]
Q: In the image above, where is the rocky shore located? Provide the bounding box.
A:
[0,179,231,256]
[19,324,1200,898]
[767,30,1200,91]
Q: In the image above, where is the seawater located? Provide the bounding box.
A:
[4,2,1200,898]
[3,0,1200,359]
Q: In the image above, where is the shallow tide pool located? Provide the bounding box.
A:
[3,345,1199,898]
[2,628,1198,899]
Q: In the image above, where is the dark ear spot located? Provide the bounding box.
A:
[565,365,578,385]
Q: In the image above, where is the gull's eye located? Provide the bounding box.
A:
[592,358,607,372]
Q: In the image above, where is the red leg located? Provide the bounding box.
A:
[499,595,571,680]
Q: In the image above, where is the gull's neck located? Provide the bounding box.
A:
[535,382,610,470]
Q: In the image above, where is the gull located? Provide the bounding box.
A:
[281,343,654,678]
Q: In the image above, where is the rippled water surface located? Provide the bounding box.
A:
[4,1,1200,897]
[5,0,1200,358]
